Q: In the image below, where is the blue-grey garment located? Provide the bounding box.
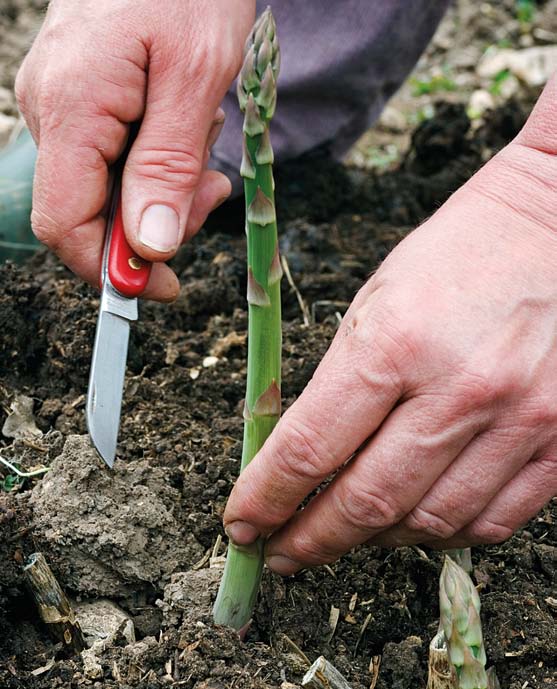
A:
[210,0,450,194]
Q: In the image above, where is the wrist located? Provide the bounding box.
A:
[464,74,557,243]
[467,140,557,245]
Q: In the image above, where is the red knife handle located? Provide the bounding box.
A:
[106,192,152,298]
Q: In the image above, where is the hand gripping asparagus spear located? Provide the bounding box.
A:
[439,556,488,689]
[213,7,281,632]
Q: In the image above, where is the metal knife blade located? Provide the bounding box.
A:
[86,147,151,467]
[86,283,138,467]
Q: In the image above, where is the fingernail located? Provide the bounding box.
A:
[225,521,260,545]
[139,204,180,252]
[211,194,229,213]
[265,555,301,576]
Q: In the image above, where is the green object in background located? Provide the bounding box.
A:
[0,127,38,262]
[516,0,535,25]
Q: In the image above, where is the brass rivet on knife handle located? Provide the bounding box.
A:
[128,256,143,271]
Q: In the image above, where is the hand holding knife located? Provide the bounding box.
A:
[86,143,152,468]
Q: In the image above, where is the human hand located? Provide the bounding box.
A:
[15,0,254,301]
[224,79,557,575]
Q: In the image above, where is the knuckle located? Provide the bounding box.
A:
[38,62,68,99]
[288,535,334,566]
[525,455,557,495]
[375,319,421,377]
[197,26,241,83]
[217,40,243,83]
[37,70,98,132]
[130,146,202,192]
[275,418,329,483]
[524,400,557,430]
[154,23,239,93]
[449,370,502,415]
[14,66,29,114]
[338,483,403,532]
[36,78,65,126]
[30,208,59,249]
[467,517,514,544]
[341,304,407,389]
[405,506,458,541]
[453,358,529,414]
[360,275,429,359]
[233,483,271,530]
[534,454,557,479]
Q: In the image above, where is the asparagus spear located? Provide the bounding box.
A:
[440,556,488,689]
[213,7,281,632]
[447,548,473,575]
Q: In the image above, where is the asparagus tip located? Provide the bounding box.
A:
[440,555,488,689]
[238,7,280,121]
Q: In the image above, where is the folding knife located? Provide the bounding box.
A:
[86,169,152,467]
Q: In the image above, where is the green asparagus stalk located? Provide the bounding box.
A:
[213,7,281,632]
[439,556,488,689]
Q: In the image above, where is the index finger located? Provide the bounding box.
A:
[223,294,405,542]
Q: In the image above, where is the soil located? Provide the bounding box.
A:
[0,2,556,689]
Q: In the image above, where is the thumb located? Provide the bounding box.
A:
[122,43,228,260]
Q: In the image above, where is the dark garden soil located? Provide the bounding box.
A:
[0,95,555,689]
[0,1,556,688]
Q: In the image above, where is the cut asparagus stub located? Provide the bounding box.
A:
[24,552,86,653]
[440,556,488,689]
[212,539,264,630]
[426,630,458,689]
